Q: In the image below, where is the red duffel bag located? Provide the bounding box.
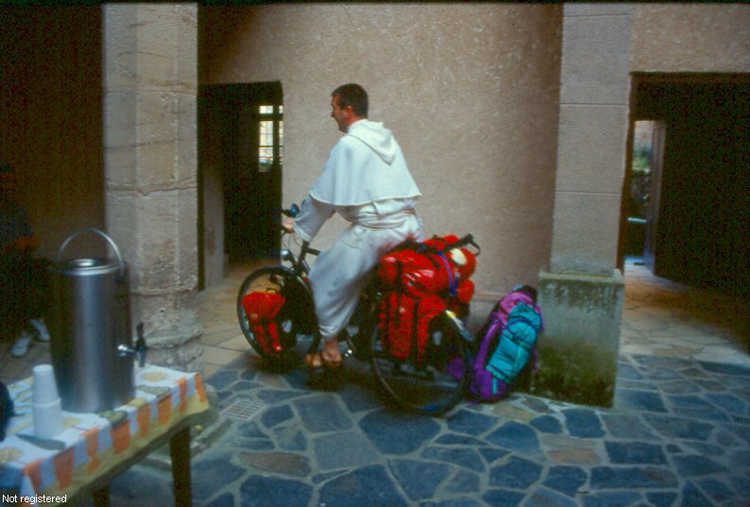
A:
[378,291,446,363]
[242,291,285,355]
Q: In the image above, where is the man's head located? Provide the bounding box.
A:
[331,83,368,133]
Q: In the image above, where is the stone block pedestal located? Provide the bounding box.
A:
[527,269,625,407]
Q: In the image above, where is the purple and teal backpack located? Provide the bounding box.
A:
[449,285,543,402]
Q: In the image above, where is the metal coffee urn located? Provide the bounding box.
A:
[49,228,146,413]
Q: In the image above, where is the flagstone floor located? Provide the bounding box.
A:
[2,259,748,506]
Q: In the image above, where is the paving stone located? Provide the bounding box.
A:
[191,452,246,501]
[337,383,381,412]
[436,433,487,446]
[479,447,510,465]
[206,369,239,390]
[642,414,714,440]
[681,441,724,457]
[543,465,587,497]
[490,403,536,423]
[589,466,678,489]
[445,408,498,436]
[318,465,407,507]
[528,487,578,506]
[645,492,678,507]
[672,407,730,422]
[665,444,682,453]
[421,446,485,472]
[729,449,750,468]
[658,380,702,394]
[706,393,748,415]
[481,488,525,506]
[485,421,541,453]
[235,438,275,451]
[530,415,562,434]
[272,424,307,451]
[725,423,750,444]
[617,363,643,380]
[600,414,659,440]
[680,481,712,507]
[521,396,551,413]
[388,458,452,501]
[618,380,659,390]
[699,361,750,377]
[311,470,346,484]
[678,367,709,378]
[359,409,441,454]
[109,467,175,505]
[441,469,480,495]
[729,475,750,499]
[239,475,313,507]
[204,492,235,507]
[582,491,642,506]
[633,355,694,371]
[313,430,378,470]
[697,477,734,503]
[488,456,543,489]
[615,389,667,412]
[228,380,257,393]
[692,379,725,391]
[260,404,293,428]
[421,499,484,507]
[715,429,738,447]
[667,394,714,410]
[643,369,684,381]
[237,451,311,477]
[294,394,353,433]
[257,388,309,404]
[235,420,270,439]
[604,441,667,464]
[562,409,605,438]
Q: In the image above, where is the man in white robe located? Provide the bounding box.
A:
[286,84,423,370]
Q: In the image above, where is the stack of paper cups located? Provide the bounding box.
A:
[32,364,63,439]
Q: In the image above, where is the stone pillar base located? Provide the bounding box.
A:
[524,269,625,407]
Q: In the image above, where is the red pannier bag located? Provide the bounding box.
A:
[378,291,447,363]
[378,236,477,297]
[241,291,285,355]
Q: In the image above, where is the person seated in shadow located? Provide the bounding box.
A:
[0,163,51,357]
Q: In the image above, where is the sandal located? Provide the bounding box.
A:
[305,350,343,371]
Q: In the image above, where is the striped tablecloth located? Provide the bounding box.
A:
[0,364,209,506]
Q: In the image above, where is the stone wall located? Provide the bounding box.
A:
[199,4,563,296]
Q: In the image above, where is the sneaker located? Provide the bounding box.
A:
[10,330,33,357]
[29,318,50,342]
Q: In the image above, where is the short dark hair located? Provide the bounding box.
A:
[332,83,368,118]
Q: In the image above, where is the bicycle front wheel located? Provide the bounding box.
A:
[369,311,471,416]
[237,266,316,366]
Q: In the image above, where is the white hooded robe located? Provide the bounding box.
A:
[293,119,423,340]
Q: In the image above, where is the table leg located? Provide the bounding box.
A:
[92,485,110,507]
[170,426,192,506]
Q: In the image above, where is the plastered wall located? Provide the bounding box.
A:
[631,4,750,73]
[200,4,563,295]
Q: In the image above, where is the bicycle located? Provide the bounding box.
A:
[236,205,480,415]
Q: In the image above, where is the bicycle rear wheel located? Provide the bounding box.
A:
[369,311,471,416]
[237,266,317,366]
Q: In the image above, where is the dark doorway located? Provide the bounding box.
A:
[621,73,749,300]
[199,82,283,273]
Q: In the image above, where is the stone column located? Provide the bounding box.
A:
[533,4,631,406]
[103,4,202,371]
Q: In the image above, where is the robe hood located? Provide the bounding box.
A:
[346,120,397,164]
[309,119,421,206]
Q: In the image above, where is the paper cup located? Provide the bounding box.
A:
[33,398,63,439]
[33,364,60,404]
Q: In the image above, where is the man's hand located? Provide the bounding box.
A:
[282,217,295,233]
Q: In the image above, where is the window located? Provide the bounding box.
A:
[258,105,283,173]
